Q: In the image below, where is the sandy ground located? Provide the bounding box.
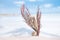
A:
[0,36,60,40]
[0,14,60,40]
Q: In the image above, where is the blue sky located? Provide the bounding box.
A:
[0,0,60,14]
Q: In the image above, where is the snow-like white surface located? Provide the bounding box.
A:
[0,14,60,38]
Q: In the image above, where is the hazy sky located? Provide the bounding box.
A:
[0,0,60,14]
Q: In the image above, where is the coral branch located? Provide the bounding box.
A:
[21,5,41,36]
[36,6,41,36]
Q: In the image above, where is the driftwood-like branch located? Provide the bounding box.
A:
[36,6,41,36]
[21,4,41,36]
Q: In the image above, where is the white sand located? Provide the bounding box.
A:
[0,14,60,40]
[0,36,60,40]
